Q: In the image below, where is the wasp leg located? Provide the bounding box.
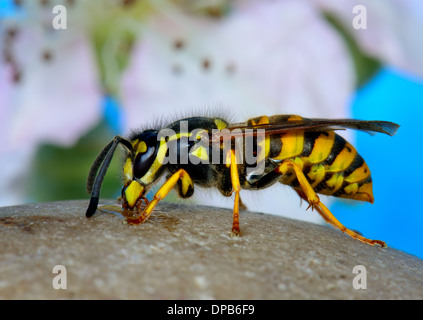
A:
[294,188,346,231]
[278,160,387,247]
[126,169,193,225]
[294,188,337,226]
[228,149,242,236]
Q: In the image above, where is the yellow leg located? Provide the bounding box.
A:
[126,169,191,225]
[229,149,242,235]
[279,160,386,247]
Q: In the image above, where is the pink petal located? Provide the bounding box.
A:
[120,1,355,221]
[315,0,423,77]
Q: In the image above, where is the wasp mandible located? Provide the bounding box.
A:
[85,114,399,247]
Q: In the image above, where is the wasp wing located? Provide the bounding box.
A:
[226,117,399,138]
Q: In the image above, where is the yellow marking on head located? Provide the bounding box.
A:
[137,141,147,153]
[160,132,192,143]
[123,158,133,181]
[175,132,191,140]
[273,131,304,160]
[124,180,144,208]
[345,162,371,183]
[327,142,357,173]
[131,139,147,155]
[140,141,167,185]
[131,139,139,148]
[138,133,191,185]
[307,131,336,164]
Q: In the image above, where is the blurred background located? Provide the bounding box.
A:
[1,0,422,258]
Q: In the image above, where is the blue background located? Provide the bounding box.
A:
[332,67,423,259]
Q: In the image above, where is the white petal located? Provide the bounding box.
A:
[120,2,355,222]
[0,27,102,205]
[121,1,354,129]
[6,33,102,149]
[315,0,423,77]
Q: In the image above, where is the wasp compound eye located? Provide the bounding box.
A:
[133,130,159,179]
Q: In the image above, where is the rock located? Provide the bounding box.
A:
[0,200,422,299]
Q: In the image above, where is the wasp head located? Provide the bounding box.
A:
[86,130,160,217]
[122,130,160,211]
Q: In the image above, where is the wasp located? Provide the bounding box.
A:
[85,114,399,247]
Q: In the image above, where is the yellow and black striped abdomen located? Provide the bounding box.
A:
[273,130,374,203]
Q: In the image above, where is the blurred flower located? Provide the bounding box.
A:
[120,0,355,222]
[0,1,102,206]
[315,0,423,78]
[0,0,156,206]
[122,1,355,127]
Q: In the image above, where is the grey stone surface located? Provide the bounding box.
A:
[0,200,422,299]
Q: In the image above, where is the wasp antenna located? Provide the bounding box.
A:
[86,139,116,194]
[86,136,134,194]
[86,136,133,218]
[86,196,100,218]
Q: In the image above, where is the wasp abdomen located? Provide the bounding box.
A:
[274,130,374,203]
